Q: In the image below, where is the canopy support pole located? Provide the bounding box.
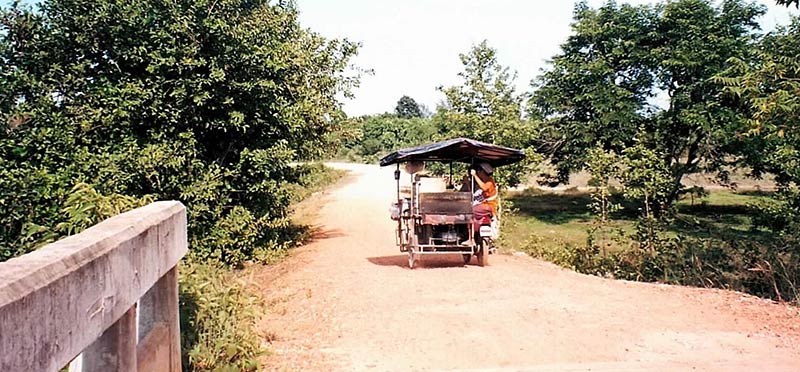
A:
[395,164,401,203]
[470,157,475,243]
[449,162,453,189]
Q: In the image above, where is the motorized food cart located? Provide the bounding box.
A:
[379,138,525,269]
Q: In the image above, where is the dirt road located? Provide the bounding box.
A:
[255,163,800,371]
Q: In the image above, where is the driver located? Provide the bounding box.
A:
[463,162,498,245]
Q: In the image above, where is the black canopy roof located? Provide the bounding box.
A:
[379,138,526,167]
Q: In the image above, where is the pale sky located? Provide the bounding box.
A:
[296,0,798,117]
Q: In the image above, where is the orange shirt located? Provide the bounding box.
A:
[480,178,498,216]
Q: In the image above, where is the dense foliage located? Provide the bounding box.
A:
[336,113,436,162]
[717,19,800,231]
[517,0,800,303]
[532,0,765,208]
[0,0,358,265]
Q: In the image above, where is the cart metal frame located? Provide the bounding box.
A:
[381,138,525,269]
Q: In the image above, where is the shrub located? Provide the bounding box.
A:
[523,231,800,304]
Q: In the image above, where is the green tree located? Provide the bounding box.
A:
[776,0,798,7]
[650,0,764,201]
[0,0,359,264]
[395,95,424,118]
[531,1,655,185]
[586,146,621,224]
[436,40,539,186]
[532,0,765,205]
[338,114,436,161]
[716,17,800,231]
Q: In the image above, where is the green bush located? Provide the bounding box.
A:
[15,182,153,258]
[0,0,358,264]
[523,231,800,304]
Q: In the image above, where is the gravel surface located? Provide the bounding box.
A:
[254,163,800,372]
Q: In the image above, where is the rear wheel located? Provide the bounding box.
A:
[408,236,418,269]
[476,239,488,267]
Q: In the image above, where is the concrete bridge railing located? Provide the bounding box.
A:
[0,201,188,372]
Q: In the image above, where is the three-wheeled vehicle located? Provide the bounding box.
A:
[380,138,525,269]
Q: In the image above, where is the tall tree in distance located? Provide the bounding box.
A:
[436,40,538,186]
[776,0,798,7]
[651,0,765,201]
[439,40,521,123]
[395,95,424,118]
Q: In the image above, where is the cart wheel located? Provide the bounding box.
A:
[476,239,489,267]
[408,250,416,269]
[462,253,472,265]
[408,236,419,269]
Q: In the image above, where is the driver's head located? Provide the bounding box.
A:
[477,162,494,176]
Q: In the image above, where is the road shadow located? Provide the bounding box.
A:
[367,255,470,269]
[509,190,596,224]
[304,225,346,243]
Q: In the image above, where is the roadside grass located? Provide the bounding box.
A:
[502,188,772,256]
[289,164,348,226]
[181,163,347,371]
[289,163,349,205]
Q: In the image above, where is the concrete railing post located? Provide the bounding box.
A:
[138,267,181,372]
[0,201,188,372]
[82,306,138,371]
